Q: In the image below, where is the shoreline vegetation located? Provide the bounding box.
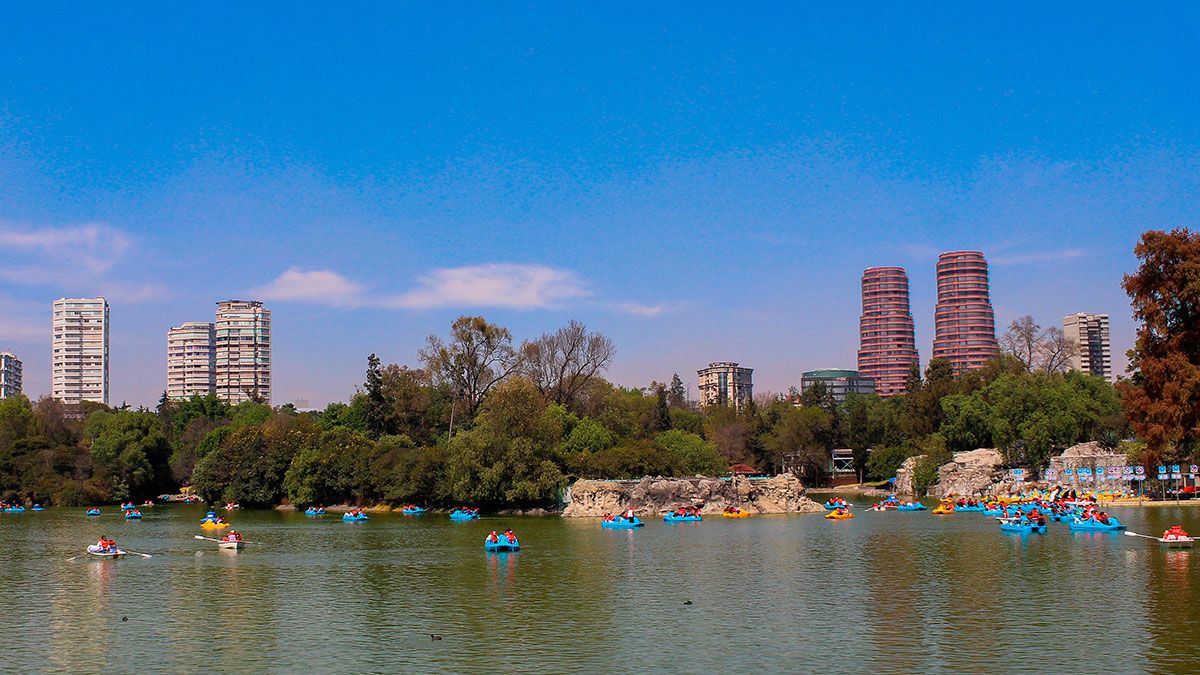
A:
[1,230,1199,510]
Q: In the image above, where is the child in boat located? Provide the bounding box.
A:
[1163,525,1190,540]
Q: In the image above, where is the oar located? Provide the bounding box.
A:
[1123,531,1162,541]
[193,534,258,544]
[122,550,153,558]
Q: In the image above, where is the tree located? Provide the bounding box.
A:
[762,406,834,476]
[654,430,727,476]
[1118,229,1200,462]
[88,411,172,497]
[420,316,519,420]
[1001,315,1076,373]
[650,385,671,433]
[667,373,687,408]
[363,353,390,438]
[519,320,615,409]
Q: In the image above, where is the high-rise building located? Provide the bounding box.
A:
[215,300,271,404]
[857,266,919,396]
[696,362,753,409]
[0,351,22,399]
[167,322,216,399]
[52,297,109,405]
[932,251,998,373]
[1063,312,1112,381]
[800,369,875,403]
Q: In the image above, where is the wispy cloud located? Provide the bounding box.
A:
[254,268,366,306]
[991,248,1090,265]
[0,222,167,302]
[253,263,590,311]
[613,301,668,317]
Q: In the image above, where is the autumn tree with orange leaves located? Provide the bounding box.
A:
[1118,229,1200,464]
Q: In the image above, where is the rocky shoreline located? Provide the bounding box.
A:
[562,474,826,517]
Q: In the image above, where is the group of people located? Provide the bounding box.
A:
[345,509,367,518]
[604,508,638,522]
[1162,525,1191,541]
[456,507,481,515]
[485,529,518,544]
[669,508,701,518]
[954,498,982,508]
[91,536,118,553]
[221,530,243,542]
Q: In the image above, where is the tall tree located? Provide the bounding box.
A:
[1001,315,1076,373]
[519,320,615,408]
[1118,229,1200,461]
[667,373,687,408]
[650,385,671,432]
[363,353,389,438]
[419,316,520,420]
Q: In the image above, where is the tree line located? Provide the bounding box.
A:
[2,228,1196,507]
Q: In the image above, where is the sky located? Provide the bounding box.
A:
[1,4,1198,408]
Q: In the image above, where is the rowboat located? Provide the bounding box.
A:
[86,546,126,559]
[1159,536,1194,549]
[219,540,246,551]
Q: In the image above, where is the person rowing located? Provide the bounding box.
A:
[1162,525,1190,541]
[222,530,243,542]
[93,536,117,553]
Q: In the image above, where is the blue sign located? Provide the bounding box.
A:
[1079,467,1092,476]
[1159,466,1168,473]
[1171,464,1181,473]
[1096,467,1106,476]
[1065,468,1074,475]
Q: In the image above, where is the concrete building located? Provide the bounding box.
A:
[857,266,919,396]
[1063,312,1112,381]
[697,362,753,409]
[52,297,109,405]
[167,322,216,399]
[800,369,875,403]
[0,351,22,399]
[215,300,271,404]
[932,251,998,373]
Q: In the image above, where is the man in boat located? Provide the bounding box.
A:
[623,507,636,520]
[223,530,243,542]
[1163,525,1190,540]
[96,536,116,552]
[504,529,517,543]
[486,531,499,544]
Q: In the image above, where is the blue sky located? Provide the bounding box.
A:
[1,4,1198,407]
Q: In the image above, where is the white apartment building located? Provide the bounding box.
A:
[1063,312,1112,381]
[0,351,22,399]
[215,300,271,404]
[697,361,753,409]
[167,322,216,399]
[52,297,109,405]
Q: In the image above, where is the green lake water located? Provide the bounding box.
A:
[2,501,1198,673]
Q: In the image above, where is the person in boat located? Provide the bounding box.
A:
[96,536,116,552]
[1163,525,1190,540]
[1096,512,1110,525]
[834,507,848,516]
[486,530,499,544]
[504,529,517,543]
[623,507,636,520]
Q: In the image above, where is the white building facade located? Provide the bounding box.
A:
[1063,312,1112,381]
[215,300,271,404]
[0,351,22,399]
[697,361,753,409]
[52,297,109,405]
[167,322,216,399]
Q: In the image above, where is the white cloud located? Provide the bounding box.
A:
[0,222,131,275]
[253,268,366,306]
[388,264,589,310]
[614,301,667,317]
[254,263,590,311]
[991,248,1089,265]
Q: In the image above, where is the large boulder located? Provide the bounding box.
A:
[561,474,824,517]
[895,455,924,496]
[932,448,1003,497]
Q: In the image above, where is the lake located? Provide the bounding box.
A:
[1,501,1197,673]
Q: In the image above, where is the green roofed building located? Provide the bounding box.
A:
[800,369,875,404]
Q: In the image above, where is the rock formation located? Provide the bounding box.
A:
[894,455,924,496]
[561,474,825,517]
[931,448,1003,497]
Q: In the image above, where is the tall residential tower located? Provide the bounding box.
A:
[697,362,753,409]
[932,251,998,373]
[857,266,919,396]
[167,322,216,399]
[215,300,271,404]
[52,297,109,405]
[1063,312,1112,381]
[0,351,22,399]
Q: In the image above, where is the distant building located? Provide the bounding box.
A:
[0,351,22,399]
[696,362,753,409]
[215,300,271,404]
[857,266,919,396]
[1063,312,1112,381]
[800,369,875,403]
[167,322,216,399]
[52,297,109,405]
[932,251,998,373]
